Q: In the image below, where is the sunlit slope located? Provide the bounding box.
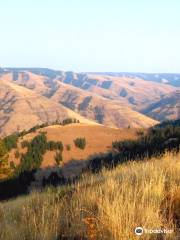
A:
[51,82,159,128]
[8,124,139,177]
[0,81,96,136]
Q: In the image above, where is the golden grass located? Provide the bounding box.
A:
[0,153,180,240]
[8,124,138,177]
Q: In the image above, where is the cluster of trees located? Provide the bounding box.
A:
[155,119,180,128]
[16,133,47,174]
[17,118,80,137]
[15,133,64,175]
[74,138,86,150]
[0,139,11,176]
[62,118,80,125]
[0,139,7,162]
[1,117,80,152]
[89,123,180,173]
[3,134,18,151]
[46,141,63,151]
[0,133,65,200]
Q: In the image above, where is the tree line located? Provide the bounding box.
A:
[2,118,80,152]
[88,123,180,172]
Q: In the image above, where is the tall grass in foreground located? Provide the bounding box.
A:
[0,153,180,240]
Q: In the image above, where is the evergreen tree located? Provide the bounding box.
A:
[0,139,8,165]
[54,151,63,165]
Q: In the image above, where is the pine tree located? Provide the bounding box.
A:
[0,139,8,165]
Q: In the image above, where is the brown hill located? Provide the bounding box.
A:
[8,123,139,178]
[1,70,177,109]
[0,71,159,128]
[51,82,158,128]
[0,80,96,136]
[59,72,178,110]
[142,91,180,121]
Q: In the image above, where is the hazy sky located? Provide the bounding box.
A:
[0,0,180,72]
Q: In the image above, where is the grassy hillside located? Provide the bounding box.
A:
[142,91,180,121]
[1,70,176,105]
[0,80,96,136]
[51,82,158,128]
[7,124,139,178]
[0,152,179,240]
[1,69,178,126]
[0,70,160,128]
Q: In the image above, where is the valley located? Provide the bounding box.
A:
[1,68,180,132]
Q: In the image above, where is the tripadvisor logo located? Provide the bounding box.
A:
[135,227,144,236]
[134,226,173,236]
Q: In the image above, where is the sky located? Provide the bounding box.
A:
[0,0,180,72]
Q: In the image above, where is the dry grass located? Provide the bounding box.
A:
[0,153,180,240]
[51,81,159,129]
[8,124,138,177]
[0,80,97,137]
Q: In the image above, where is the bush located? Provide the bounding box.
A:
[3,134,18,151]
[54,151,63,165]
[74,138,86,150]
[66,144,71,151]
[62,118,80,125]
[0,139,8,166]
[46,141,63,151]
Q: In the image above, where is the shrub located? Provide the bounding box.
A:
[3,134,18,151]
[46,141,63,151]
[74,138,86,150]
[56,141,63,151]
[0,139,8,166]
[66,144,71,151]
[54,151,63,165]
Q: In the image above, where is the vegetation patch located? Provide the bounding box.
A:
[89,123,180,172]
[54,151,63,165]
[74,137,86,150]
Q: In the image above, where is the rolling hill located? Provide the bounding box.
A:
[95,72,180,87]
[2,68,176,110]
[0,69,160,129]
[8,123,139,178]
[51,82,158,128]
[0,80,96,136]
[142,90,180,121]
[1,68,179,128]
[60,72,177,110]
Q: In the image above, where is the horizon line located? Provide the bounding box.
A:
[1,67,180,75]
